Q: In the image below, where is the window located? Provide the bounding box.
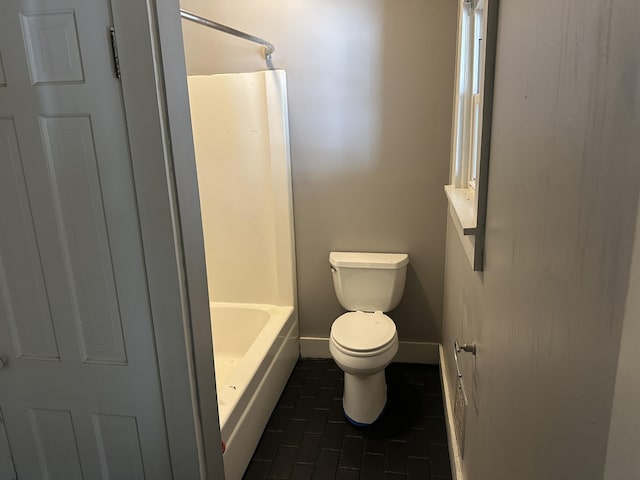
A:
[445,0,497,271]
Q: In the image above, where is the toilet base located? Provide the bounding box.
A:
[342,370,387,425]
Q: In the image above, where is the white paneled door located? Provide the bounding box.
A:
[0,1,174,478]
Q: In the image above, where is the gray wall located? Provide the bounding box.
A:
[441,1,640,479]
[604,197,640,479]
[180,0,457,341]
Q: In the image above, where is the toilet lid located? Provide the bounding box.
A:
[331,312,396,352]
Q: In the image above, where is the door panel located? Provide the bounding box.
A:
[0,408,17,480]
[39,114,127,365]
[0,118,59,361]
[0,0,173,478]
[28,409,83,480]
[93,414,145,480]
[19,11,85,86]
[0,54,6,86]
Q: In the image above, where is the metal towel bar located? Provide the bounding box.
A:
[453,339,474,459]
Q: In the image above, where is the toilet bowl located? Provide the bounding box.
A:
[328,252,409,425]
[330,311,399,424]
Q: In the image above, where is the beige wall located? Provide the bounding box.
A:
[180,0,457,341]
[442,1,640,479]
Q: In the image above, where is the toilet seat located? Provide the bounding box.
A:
[330,311,397,356]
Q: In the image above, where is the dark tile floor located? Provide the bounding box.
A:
[243,358,452,480]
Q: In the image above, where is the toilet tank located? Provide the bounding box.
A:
[329,252,409,312]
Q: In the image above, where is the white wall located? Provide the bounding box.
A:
[180,0,457,341]
[441,0,640,478]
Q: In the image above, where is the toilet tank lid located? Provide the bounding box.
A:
[329,252,409,269]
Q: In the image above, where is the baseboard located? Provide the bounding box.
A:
[439,344,464,480]
[299,336,331,359]
[299,337,440,364]
[396,341,440,364]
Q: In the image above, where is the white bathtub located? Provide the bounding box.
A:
[210,302,299,479]
[189,70,298,478]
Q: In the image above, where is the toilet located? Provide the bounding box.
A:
[328,251,409,425]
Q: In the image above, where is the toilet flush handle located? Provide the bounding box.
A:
[330,266,337,273]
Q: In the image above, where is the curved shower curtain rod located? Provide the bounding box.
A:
[180,9,275,60]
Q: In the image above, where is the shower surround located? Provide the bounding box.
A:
[187,70,298,479]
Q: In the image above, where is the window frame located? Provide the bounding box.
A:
[445,0,499,271]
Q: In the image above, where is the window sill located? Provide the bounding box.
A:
[444,185,477,270]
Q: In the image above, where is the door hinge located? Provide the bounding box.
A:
[109,27,121,80]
